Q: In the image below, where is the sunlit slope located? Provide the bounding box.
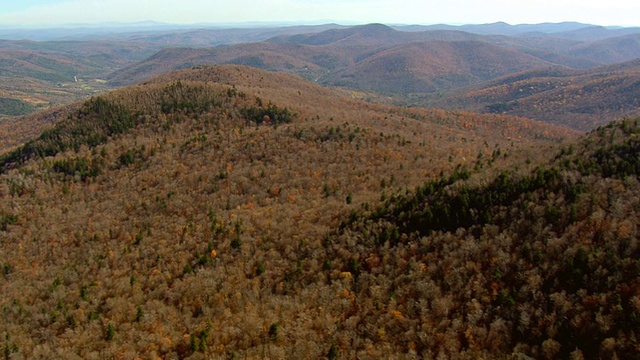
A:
[0,65,578,359]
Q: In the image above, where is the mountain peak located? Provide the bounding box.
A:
[352,23,395,33]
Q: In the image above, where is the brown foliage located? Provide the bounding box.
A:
[0,65,584,358]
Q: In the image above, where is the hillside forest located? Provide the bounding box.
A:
[0,64,638,359]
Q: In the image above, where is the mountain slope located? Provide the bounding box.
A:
[126,24,347,47]
[102,23,640,131]
[2,22,640,130]
[108,32,554,94]
[0,65,579,359]
[568,33,640,65]
[427,60,640,130]
[556,25,640,42]
[321,117,640,358]
[107,43,337,86]
[0,50,81,82]
[322,40,553,93]
[269,23,402,46]
[406,22,593,36]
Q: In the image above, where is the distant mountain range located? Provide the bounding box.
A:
[100,23,640,130]
[2,22,640,130]
[108,23,640,86]
[2,21,638,42]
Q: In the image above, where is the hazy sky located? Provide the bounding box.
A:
[0,0,638,27]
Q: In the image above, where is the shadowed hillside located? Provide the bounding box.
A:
[0,65,583,359]
[322,117,640,358]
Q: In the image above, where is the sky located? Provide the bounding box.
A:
[0,0,638,27]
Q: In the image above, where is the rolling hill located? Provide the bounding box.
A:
[109,37,554,92]
[322,40,553,93]
[0,65,587,359]
[102,23,640,130]
[406,21,594,36]
[107,24,520,86]
[567,33,640,65]
[399,22,640,42]
[108,42,339,86]
[324,116,640,359]
[2,22,640,130]
[425,59,640,131]
[0,49,82,82]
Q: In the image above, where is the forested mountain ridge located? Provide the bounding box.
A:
[2,22,640,130]
[104,23,640,130]
[322,117,640,358]
[107,24,560,88]
[426,59,640,130]
[0,65,582,359]
[0,64,575,154]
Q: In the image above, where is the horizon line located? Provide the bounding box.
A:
[0,19,638,30]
